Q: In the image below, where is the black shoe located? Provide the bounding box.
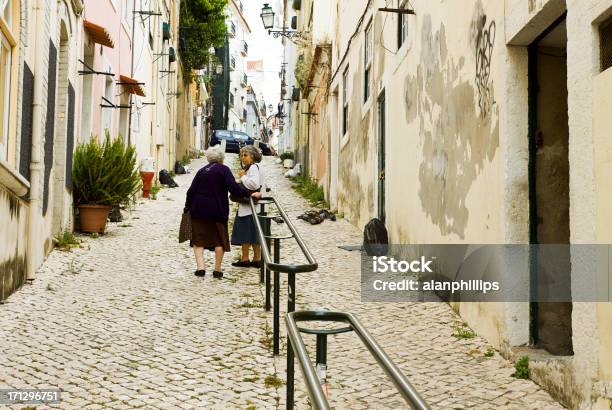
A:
[232,260,251,267]
[194,270,206,277]
[250,260,261,268]
[213,271,224,279]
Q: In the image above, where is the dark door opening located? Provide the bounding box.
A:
[377,91,386,223]
[528,15,573,356]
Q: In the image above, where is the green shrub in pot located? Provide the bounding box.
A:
[279,151,294,161]
[72,134,142,233]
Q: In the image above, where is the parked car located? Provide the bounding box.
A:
[209,130,276,156]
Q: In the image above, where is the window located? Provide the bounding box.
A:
[0,0,15,162]
[342,68,349,136]
[102,77,113,135]
[397,2,409,49]
[364,21,373,103]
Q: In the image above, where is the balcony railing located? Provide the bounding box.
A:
[229,93,235,108]
[230,57,236,71]
[241,73,248,87]
[229,21,236,37]
[241,40,248,56]
[243,108,248,120]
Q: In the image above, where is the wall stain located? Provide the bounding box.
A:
[404,10,499,238]
[337,44,373,225]
[0,256,27,302]
[1,187,28,301]
[470,1,496,117]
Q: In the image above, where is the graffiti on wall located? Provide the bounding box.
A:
[471,8,496,117]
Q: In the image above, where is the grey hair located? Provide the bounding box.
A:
[240,145,262,163]
[205,146,225,163]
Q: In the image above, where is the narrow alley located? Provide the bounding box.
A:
[0,155,563,409]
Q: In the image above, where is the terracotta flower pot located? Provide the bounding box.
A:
[78,204,112,234]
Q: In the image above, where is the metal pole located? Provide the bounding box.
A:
[273,238,281,355]
[288,273,296,313]
[316,334,327,365]
[287,339,295,409]
[287,271,297,408]
[316,334,328,399]
[265,217,272,311]
[259,203,266,284]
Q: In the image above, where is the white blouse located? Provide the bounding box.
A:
[237,164,264,217]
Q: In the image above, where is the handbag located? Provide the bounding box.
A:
[179,211,192,243]
[230,164,261,204]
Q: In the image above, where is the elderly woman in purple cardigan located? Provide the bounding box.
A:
[184,147,261,279]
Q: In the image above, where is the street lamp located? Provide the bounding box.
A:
[260,3,306,40]
[260,3,275,30]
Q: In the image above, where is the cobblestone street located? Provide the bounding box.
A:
[0,155,564,409]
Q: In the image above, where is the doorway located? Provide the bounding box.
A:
[528,15,573,355]
[377,90,386,223]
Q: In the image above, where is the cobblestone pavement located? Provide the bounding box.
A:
[0,155,564,409]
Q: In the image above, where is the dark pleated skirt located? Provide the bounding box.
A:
[190,218,230,251]
[231,214,260,245]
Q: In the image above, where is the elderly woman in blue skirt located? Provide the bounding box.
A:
[184,147,261,279]
[231,146,264,268]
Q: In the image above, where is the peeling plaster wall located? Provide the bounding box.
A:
[330,0,509,355]
[326,0,612,407]
[333,0,504,238]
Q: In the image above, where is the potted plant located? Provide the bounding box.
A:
[72,134,142,234]
[280,151,295,169]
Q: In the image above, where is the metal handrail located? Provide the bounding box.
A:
[285,310,431,410]
[250,196,317,274]
[249,196,318,356]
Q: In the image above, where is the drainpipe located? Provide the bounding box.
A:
[27,0,47,280]
[128,0,136,146]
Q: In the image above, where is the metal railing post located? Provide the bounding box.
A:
[287,339,295,409]
[287,273,297,408]
[285,311,431,410]
[316,334,328,398]
[288,273,296,313]
[273,238,281,355]
[259,203,266,284]
[264,217,271,311]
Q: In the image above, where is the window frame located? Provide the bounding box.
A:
[0,0,16,163]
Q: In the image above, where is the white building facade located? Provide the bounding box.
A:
[226,0,251,133]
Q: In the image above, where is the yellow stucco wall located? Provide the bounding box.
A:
[593,67,612,385]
